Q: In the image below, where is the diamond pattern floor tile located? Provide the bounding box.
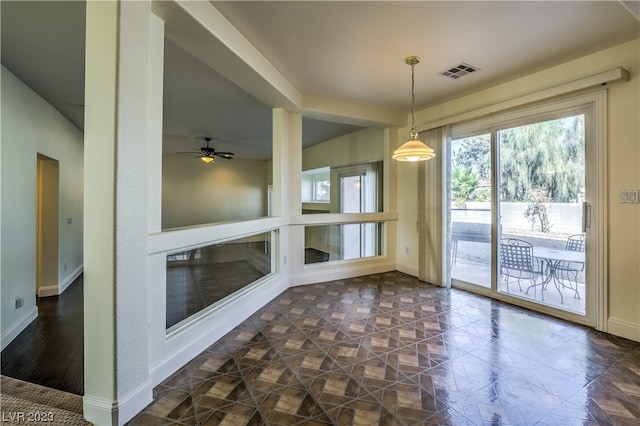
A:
[128,271,640,425]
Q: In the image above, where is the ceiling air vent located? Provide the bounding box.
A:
[439,63,480,79]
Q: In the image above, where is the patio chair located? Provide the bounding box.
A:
[555,234,585,298]
[500,238,541,295]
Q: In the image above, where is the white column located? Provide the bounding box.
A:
[272,109,302,274]
[272,108,302,216]
[384,127,399,265]
[84,1,158,424]
[148,15,165,234]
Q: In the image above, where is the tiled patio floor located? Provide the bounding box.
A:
[452,260,586,315]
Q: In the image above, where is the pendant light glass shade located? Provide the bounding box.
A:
[200,155,214,164]
[393,130,436,162]
[393,56,435,163]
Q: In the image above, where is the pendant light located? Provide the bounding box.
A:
[392,56,435,162]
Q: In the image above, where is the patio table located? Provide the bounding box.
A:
[532,247,585,304]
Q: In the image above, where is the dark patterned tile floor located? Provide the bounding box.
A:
[129,271,640,425]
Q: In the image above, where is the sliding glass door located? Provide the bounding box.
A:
[448,106,590,320]
[497,115,586,314]
[450,134,492,288]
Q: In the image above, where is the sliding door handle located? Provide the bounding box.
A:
[582,202,592,233]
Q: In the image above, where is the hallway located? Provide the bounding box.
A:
[1,275,84,395]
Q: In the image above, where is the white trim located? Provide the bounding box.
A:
[592,90,608,333]
[148,216,288,255]
[84,379,153,426]
[420,67,628,132]
[150,274,289,386]
[83,396,117,426]
[607,317,640,343]
[290,259,396,287]
[116,379,154,426]
[0,305,38,351]
[451,89,609,138]
[290,212,397,226]
[446,89,607,329]
[395,262,419,279]
[38,265,83,297]
[38,285,61,298]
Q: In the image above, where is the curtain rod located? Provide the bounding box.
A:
[417,67,629,132]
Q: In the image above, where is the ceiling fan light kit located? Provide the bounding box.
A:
[392,56,436,163]
[176,137,235,164]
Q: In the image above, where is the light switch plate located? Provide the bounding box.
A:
[620,190,629,203]
[620,189,639,203]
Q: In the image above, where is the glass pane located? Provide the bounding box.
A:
[302,161,383,214]
[314,180,330,201]
[450,134,492,287]
[497,115,585,314]
[166,232,274,329]
[305,223,382,264]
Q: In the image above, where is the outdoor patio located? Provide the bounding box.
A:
[452,257,586,315]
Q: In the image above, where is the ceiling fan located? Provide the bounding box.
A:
[176,137,235,163]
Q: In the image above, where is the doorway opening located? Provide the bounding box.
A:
[336,162,382,260]
[36,154,59,297]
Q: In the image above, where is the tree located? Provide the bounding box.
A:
[450,115,585,207]
[499,116,584,203]
[452,135,491,180]
[524,189,552,233]
[451,167,480,208]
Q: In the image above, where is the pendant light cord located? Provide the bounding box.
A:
[410,61,416,130]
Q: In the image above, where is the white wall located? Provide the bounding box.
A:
[302,127,384,214]
[1,66,84,349]
[302,127,384,171]
[162,154,269,229]
[396,39,640,341]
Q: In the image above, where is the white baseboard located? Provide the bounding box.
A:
[290,260,396,287]
[1,305,38,351]
[38,265,83,297]
[83,378,153,426]
[60,265,83,293]
[607,317,640,343]
[394,262,418,279]
[150,275,290,386]
[116,378,153,425]
[38,285,60,298]
[83,395,118,426]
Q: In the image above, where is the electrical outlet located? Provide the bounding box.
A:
[15,296,24,309]
[64,262,68,272]
[405,246,409,255]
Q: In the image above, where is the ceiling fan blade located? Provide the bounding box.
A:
[216,151,235,156]
[174,151,200,155]
[218,154,234,159]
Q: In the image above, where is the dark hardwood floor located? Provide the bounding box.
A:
[1,275,84,395]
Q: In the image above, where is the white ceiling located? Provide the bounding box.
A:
[2,1,639,160]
